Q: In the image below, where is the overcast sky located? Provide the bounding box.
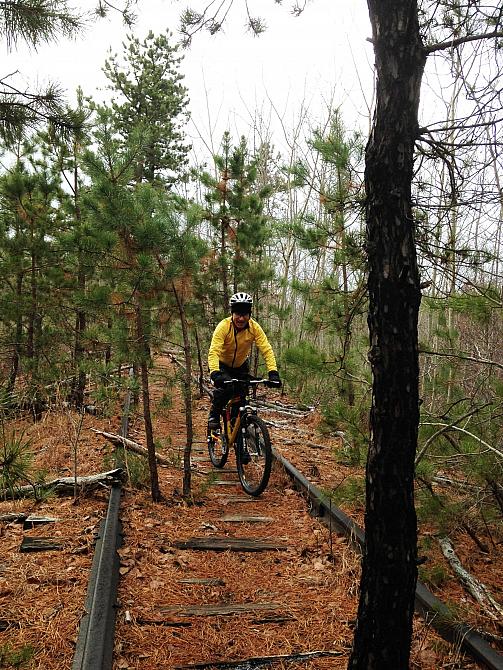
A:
[6,0,374,160]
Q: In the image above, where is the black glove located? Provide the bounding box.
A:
[210,370,232,389]
[267,370,282,388]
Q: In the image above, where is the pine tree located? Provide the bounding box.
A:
[83,106,205,500]
[102,31,191,185]
[200,132,274,313]
[0,146,71,413]
[37,96,96,408]
[285,111,366,410]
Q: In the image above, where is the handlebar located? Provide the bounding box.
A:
[223,378,281,388]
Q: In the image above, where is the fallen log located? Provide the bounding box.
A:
[173,650,344,669]
[263,420,345,442]
[91,429,172,466]
[256,404,309,418]
[433,476,483,492]
[0,513,27,523]
[439,537,503,620]
[256,400,313,416]
[0,468,125,500]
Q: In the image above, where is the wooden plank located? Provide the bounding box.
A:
[213,496,263,504]
[220,515,273,523]
[160,602,281,616]
[212,481,238,486]
[173,537,287,552]
[179,578,225,586]
[20,537,63,552]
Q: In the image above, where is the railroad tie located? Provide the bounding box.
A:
[172,536,288,551]
[20,537,63,552]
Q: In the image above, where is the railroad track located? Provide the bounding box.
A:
[70,367,502,670]
[72,370,133,670]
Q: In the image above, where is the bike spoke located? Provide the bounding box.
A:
[237,416,272,496]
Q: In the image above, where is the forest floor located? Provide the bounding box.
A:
[0,354,501,669]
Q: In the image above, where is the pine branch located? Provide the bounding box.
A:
[0,0,83,50]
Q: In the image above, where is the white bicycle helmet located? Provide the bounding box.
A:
[229,292,253,310]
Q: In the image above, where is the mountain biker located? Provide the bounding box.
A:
[207,292,281,429]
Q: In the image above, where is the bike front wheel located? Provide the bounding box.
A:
[207,425,229,468]
[236,415,272,496]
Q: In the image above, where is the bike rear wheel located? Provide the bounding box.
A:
[207,424,229,468]
[236,415,272,496]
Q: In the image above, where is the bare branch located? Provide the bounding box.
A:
[419,349,503,370]
[426,30,503,55]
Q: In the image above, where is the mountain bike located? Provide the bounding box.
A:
[207,378,278,496]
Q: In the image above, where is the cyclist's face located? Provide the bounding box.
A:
[232,312,250,330]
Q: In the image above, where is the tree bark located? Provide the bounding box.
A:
[7,272,23,394]
[348,2,426,669]
[69,160,87,409]
[172,283,193,499]
[135,303,161,502]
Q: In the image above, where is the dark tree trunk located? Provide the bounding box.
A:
[194,326,205,398]
[104,318,112,366]
[69,167,87,409]
[7,272,24,394]
[26,251,37,361]
[135,303,161,502]
[349,2,426,669]
[172,283,194,499]
[70,303,87,408]
[70,264,86,409]
[221,218,229,311]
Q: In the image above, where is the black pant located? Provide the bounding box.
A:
[210,361,249,416]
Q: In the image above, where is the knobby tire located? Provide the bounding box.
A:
[236,415,272,496]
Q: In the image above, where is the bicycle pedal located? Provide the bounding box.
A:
[241,451,251,465]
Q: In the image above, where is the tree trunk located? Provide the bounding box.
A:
[220,217,230,311]
[349,2,426,668]
[26,248,37,361]
[104,318,112,366]
[135,303,161,502]
[72,307,87,408]
[172,283,193,499]
[70,164,87,409]
[194,326,205,397]
[7,272,23,394]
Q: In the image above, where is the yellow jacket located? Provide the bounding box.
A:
[208,317,277,373]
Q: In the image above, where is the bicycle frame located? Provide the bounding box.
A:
[221,395,243,450]
[220,377,270,449]
[208,377,279,495]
